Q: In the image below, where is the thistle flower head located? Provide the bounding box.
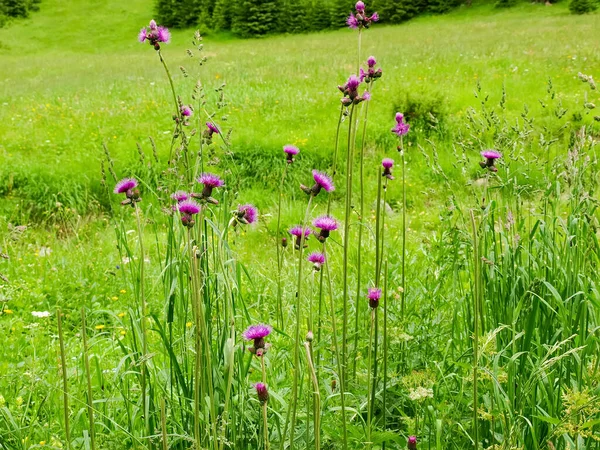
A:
[313,215,338,232]
[367,56,377,67]
[157,26,170,43]
[284,145,299,156]
[367,287,382,308]
[254,382,269,404]
[139,20,170,49]
[346,75,360,92]
[312,170,335,193]
[347,13,359,29]
[307,252,326,271]
[382,158,394,169]
[178,200,201,215]
[114,178,138,194]
[180,105,192,117]
[361,91,371,102]
[243,324,272,340]
[408,436,417,450]
[171,191,189,202]
[237,204,258,224]
[370,12,379,22]
[198,173,224,188]
[206,122,220,134]
[138,28,147,43]
[392,112,410,137]
[481,150,501,160]
[289,226,312,238]
[355,1,365,11]
[149,19,158,30]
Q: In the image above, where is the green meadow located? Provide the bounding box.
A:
[0,0,599,449]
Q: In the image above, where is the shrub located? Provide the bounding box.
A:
[392,89,448,138]
[569,0,597,13]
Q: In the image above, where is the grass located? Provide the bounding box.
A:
[1,0,600,449]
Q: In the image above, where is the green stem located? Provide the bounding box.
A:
[57,308,71,449]
[134,205,150,445]
[287,196,314,450]
[341,104,356,388]
[262,357,270,450]
[276,165,289,330]
[382,262,389,450]
[81,308,96,450]
[304,341,321,450]
[366,308,375,449]
[470,210,480,449]
[400,138,407,317]
[161,398,168,450]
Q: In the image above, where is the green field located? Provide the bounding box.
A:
[1,0,600,449]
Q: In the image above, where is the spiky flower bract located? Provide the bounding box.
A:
[367,287,382,308]
[284,145,300,163]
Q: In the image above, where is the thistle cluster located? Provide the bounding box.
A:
[114,178,142,207]
[338,75,370,106]
[138,19,170,51]
[347,1,379,29]
[360,56,383,84]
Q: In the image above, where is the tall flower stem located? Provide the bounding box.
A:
[286,196,314,450]
[304,341,321,450]
[317,105,345,376]
[81,308,96,450]
[160,398,168,450]
[276,165,289,330]
[134,204,150,444]
[352,82,373,380]
[325,250,348,450]
[400,137,407,317]
[158,50,183,165]
[382,262,389,450]
[341,104,356,387]
[57,308,71,450]
[470,210,480,449]
[261,357,270,450]
[366,307,375,449]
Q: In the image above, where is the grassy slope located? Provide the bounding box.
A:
[0,0,598,206]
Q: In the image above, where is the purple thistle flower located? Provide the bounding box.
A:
[392,112,410,137]
[355,1,365,11]
[346,75,360,92]
[284,145,300,164]
[347,13,359,29]
[171,191,189,202]
[367,287,382,308]
[178,200,201,227]
[178,200,201,215]
[408,436,417,450]
[114,178,138,194]
[254,382,269,404]
[139,20,170,50]
[382,158,394,179]
[157,26,170,43]
[370,12,379,22]
[180,105,192,117]
[313,215,338,242]
[138,28,147,43]
[361,91,371,102]
[289,226,312,250]
[206,122,220,134]
[195,173,225,203]
[243,324,272,356]
[300,169,334,196]
[359,68,366,83]
[308,252,326,271]
[236,204,258,225]
[367,56,376,67]
[480,150,502,172]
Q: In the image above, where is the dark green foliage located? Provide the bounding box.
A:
[232,0,280,37]
[0,0,41,21]
[212,0,232,30]
[393,89,448,137]
[569,0,597,13]
[156,0,203,28]
[329,0,354,28]
[495,0,517,8]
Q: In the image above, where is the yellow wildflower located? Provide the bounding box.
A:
[95,325,105,330]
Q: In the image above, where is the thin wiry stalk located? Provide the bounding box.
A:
[470,209,480,449]
[160,398,168,450]
[261,357,270,450]
[382,262,389,450]
[286,195,314,450]
[81,308,96,450]
[304,341,321,450]
[400,137,407,317]
[276,164,289,330]
[341,104,356,387]
[366,307,375,449]
[57,308,71,450]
